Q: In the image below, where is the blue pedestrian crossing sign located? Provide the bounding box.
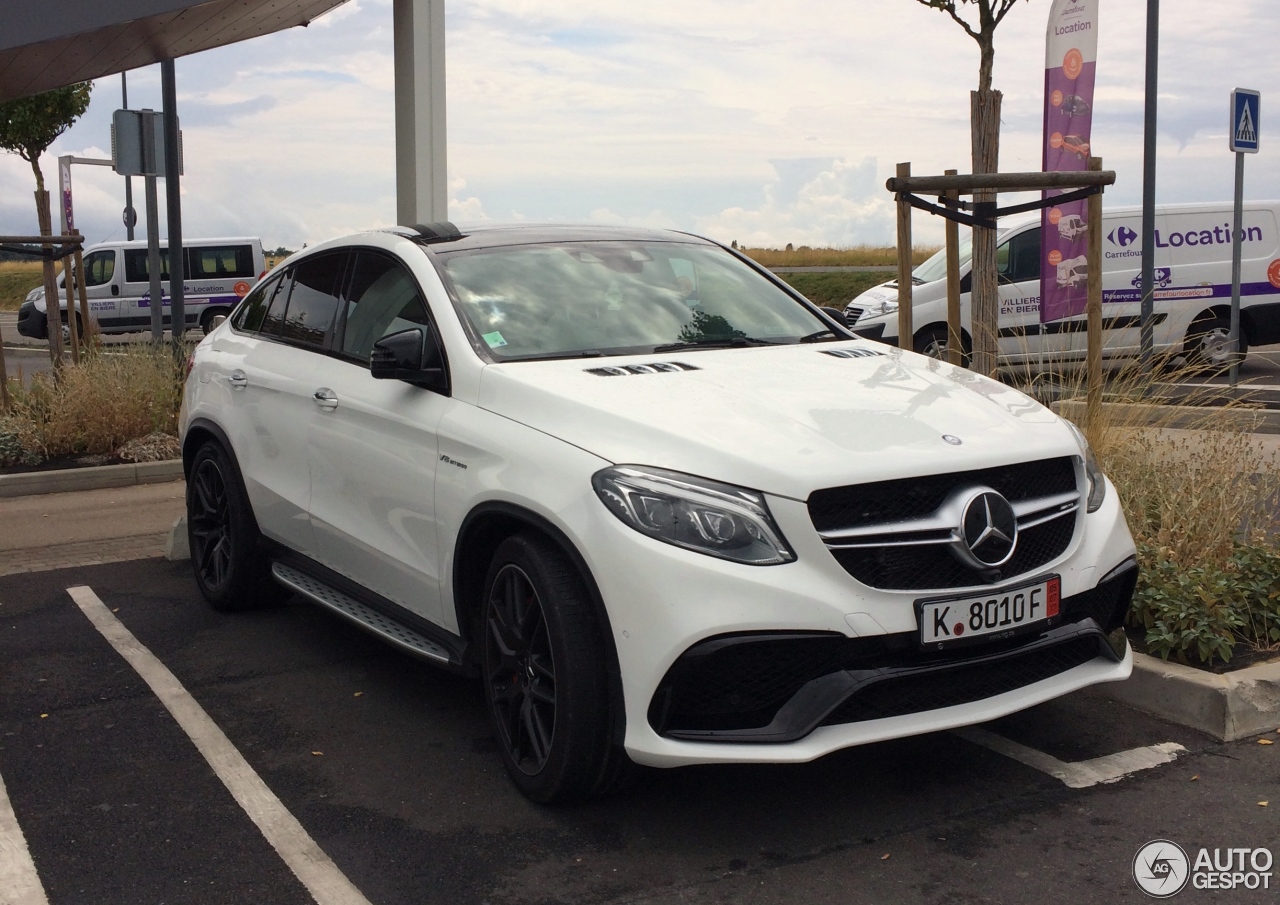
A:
[1230,88,1260,153]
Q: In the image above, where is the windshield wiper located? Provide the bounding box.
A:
[652,336,783,353]
[799,328,843,343]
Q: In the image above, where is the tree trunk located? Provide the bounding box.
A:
[970,88,1001,377]
[34,188,64,368]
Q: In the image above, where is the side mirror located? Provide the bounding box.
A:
[820,306,850,329]
[370,327,449,394]
[211,314,228,331]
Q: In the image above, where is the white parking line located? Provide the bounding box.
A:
[0,768,49,905]
[67,586,373,905]
[955,726,1185,789]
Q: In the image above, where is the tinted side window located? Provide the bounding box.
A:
[82,250,115,287]
[281,253,346,348]
[339,253,430,362]
[124,249,171,283]
[260,272,293,337]
[187,245,257,279]
[233,274,286,333]
[998,228,1042,283]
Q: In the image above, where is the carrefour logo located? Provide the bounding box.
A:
[1108,226,1138,247]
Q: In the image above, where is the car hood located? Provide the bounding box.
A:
[476,342,1079,500]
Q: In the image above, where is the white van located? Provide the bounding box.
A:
[846,202,1280,367]
[17,237,266,339]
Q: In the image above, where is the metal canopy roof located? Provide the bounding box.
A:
[0,0,350,102]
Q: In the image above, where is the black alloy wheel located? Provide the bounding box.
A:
[186,441,280,611]
[189,454,233,591]
[485,562,557,775]
[480,533,632,804]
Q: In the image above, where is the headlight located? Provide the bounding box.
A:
[864,299,898,319]
[1065,422,1107,513]
[592,466,795,565]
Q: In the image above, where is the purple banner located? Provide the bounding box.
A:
[1041,0,1099,324]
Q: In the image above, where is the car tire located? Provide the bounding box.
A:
[913,326,969,364]
[186,441,281,612]
[481,532,631,804]
[1183,314,1243,371]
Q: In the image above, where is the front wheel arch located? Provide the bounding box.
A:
[452,502,625,746]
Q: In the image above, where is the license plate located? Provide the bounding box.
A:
[918,576,1060,649]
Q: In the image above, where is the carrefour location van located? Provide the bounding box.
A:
[17,237,266,339]
[846,202,1280,367]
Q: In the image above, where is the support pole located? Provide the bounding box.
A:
[1229,150,1245,388]
[943,168,963,367]
[162,59,185,346]
[1139,0,1159,365]
[0,312,9,411]
[1086,157,1104,430]
[63,253,79,364]
[73,235,91,351]
[141,108,163,344]
[122,72,135,242]
[896,162,913,351]
[394,0,448,224]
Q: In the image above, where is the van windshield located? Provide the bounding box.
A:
[910,227,1012,284]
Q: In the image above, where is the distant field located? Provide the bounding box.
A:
[0,261,45,312]
[1,250,905,314]
[778,271,886,307]
[743,245,938,268]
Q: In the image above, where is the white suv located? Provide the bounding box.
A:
[179,223,1138,803]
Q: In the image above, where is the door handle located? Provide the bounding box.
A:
[227,370,248,389]
[313,387,339,410]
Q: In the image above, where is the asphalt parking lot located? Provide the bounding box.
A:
[2,557,1277,904]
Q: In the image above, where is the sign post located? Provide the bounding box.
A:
[1229,88,1260,387]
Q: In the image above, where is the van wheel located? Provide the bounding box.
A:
[913,326,969,364]
[1184,314,1243,370]
[201,308,229,335]
[59,313,84,343]
[481,533,630,804]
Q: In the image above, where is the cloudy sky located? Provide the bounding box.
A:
[2,0,1277,250]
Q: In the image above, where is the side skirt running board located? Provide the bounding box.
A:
[271,562,456,666]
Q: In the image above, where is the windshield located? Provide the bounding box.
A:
[436,241,830,360]
[910,226,1015,284]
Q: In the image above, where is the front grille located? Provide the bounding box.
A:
[821,635,1100,726]
[809,457,1079,590]
[845,306,865,322]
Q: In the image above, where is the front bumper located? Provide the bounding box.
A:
[648,560,1135,743]
[582,473,1137,768]
[16,301,47,339]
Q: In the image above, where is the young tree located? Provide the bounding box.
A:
[912,0,1031,375]
[0,82,94,365]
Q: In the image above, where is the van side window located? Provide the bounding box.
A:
[997,228,1042,284]
[280,253,346,348]
[188,245,256,279]
[338,252,430,363]
[81,250,115,287]
[124,249,171,283]
[233,274,286,333]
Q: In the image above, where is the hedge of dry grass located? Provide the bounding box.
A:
[1062,362,1280,665]
[742,245,939,268]
[0,345,185,464]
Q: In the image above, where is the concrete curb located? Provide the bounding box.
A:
[0,459,184,498]
[1095,652,1280,741]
